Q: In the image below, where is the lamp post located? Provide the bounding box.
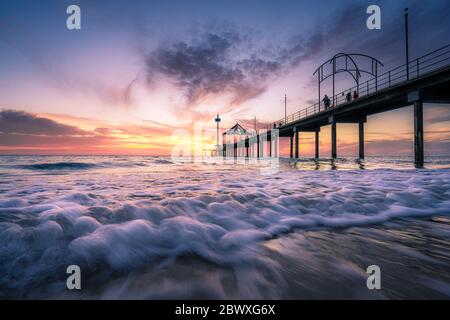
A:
[215,114,221,155]
[284,94,287,125]
[405,8,410,81]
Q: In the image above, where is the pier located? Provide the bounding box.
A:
[221,44,450,166]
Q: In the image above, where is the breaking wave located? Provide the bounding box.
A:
[152,158,174,165]
[18,162,98,171]
[0,156,449,298]
[4,158,175,172]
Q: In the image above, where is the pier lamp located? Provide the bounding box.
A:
[215,114,221,153]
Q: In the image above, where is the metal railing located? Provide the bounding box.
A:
[274,44,450,128]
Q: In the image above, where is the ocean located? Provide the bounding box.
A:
[0,155,449,299]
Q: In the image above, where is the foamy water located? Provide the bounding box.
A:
[0,156,449,299]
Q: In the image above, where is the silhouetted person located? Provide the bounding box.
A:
[353,91,359,99]
[346,92,352,102]
[323,95,331,110]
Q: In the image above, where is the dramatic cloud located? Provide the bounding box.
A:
[146,29,271,105]
[144,22,327,107]
[0,109,199,155]
[104,1,450,111]
[0,110,89,136]
[425,106,450,125]
[142,2,390,109]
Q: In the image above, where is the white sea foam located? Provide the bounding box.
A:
[0,156,449,298]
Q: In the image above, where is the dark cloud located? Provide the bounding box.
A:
[0,110,112,153]
[0,110,89,136]
[144,21,330,106]
[426,110,450,125]
[0,110,179,154]
[324,0,450,66]
[279,29,326,67]
[142,3,390,108]
[93,127,116,135]
[145,29,276,105]
[0,132,105,147]
[364,139,450,156]
[428,114,450,124]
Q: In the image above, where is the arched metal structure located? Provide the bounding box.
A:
[313,53,384,107]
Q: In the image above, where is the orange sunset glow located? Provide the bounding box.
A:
[0,0,449,156]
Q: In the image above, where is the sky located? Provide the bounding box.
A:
[0,0,449,156]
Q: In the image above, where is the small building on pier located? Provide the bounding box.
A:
[222,123,250,157]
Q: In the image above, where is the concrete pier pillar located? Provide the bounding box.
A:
[359,119,365,160]
[331,121,337,159]
[269,137,272,157]
[290,134,293,158]
[295,129,299,159]
[274,135,278,158]
[414,100,424,166]
[256,135,260,158]
[315,128,320,159]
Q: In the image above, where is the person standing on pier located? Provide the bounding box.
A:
[346,92,352,102]
[323,95,331,110]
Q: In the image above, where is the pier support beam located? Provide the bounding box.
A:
[359,119,365,160]
[269,137,272,157]
[331,121,337,159]
[315,128,320,159]
[274,136,278,158]
[294,129,299,159]
[256,136,260,158]
[290,134,294,158]
[414,100,424,166]
[272,131,278,158]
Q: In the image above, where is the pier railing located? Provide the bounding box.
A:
[276,44,450,128]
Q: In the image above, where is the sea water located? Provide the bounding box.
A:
[0,155,449,299]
